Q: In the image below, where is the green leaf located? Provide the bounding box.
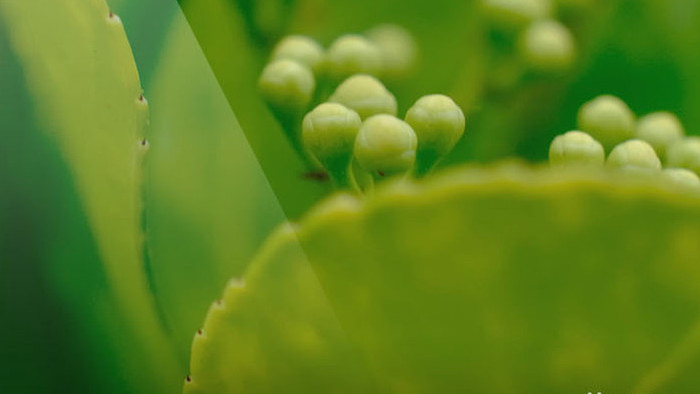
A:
[0,0,179,391]
[0,25,94,393]
[183,224,375,394]
[188,164,700,393]
[177,0,330,218]
[146,10,286,360]
[109,0,178,89]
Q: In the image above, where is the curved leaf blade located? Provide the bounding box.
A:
[146,11,286,360]
[190,165,700,393]
[0,0,180,391]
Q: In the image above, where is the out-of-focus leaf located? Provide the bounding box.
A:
[109,0,178,89]
[0,0,179,391]
[183,224,376,394]
[189,164,700,393]
[146,10,286,361]
[177,0,330,218]
[0,26,94,394]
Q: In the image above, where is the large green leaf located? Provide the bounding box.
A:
[0,0,179,391]
[146,10,286,361]
[188,164,700,393]
[183,224,376,394]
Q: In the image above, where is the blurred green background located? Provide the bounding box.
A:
[1,0,699,392]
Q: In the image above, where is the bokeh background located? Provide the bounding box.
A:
[1,0,699,392]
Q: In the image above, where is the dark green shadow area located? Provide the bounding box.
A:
[0,28,86,394]
[0,27,92,394]
[0,16,148,394]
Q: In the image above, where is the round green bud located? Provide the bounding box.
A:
[259,59,315,112]
[302,103,362,181]
[577,95,636,150]
[271,35,324,72]
[606,139,661,171]
[365,24,418,78]
[663,168,700,191]
[481,0,552,28]
[667,136,700,175]
[635,111,685,160]
[329,74,397,120]
[325,34,382,81]
[405,94,465,174]
[354,114,418,177]
[519,20,575,72]
[548,130,605,166]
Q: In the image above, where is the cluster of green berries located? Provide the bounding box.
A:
[549,94,700,190]
[482,0,577,73]
[259,24,418,112]
[259,27,465,192]
[304,78,464,188]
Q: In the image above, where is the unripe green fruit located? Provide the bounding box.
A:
[548,131,605,167]
[519,20,575,72]
[302,103,362,186]
[366,24,418,78]
[329,74,397,120]
[667,136,700,175]
[258,59,315,112]
[606,139,661,171]
[325,34,382,81]
[354,114,417,177]
[635,112,685,160]
[271,35,324,72]
[405,94,465,175]
[481,0,552,28]
[578,95,636,150]
[663,168,700,191]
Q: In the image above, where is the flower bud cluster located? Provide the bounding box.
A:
[262,25,417,89]
[258,27,419,168]
[303,74,465,189]
[550,96,700,191]
[326,25,418,82]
